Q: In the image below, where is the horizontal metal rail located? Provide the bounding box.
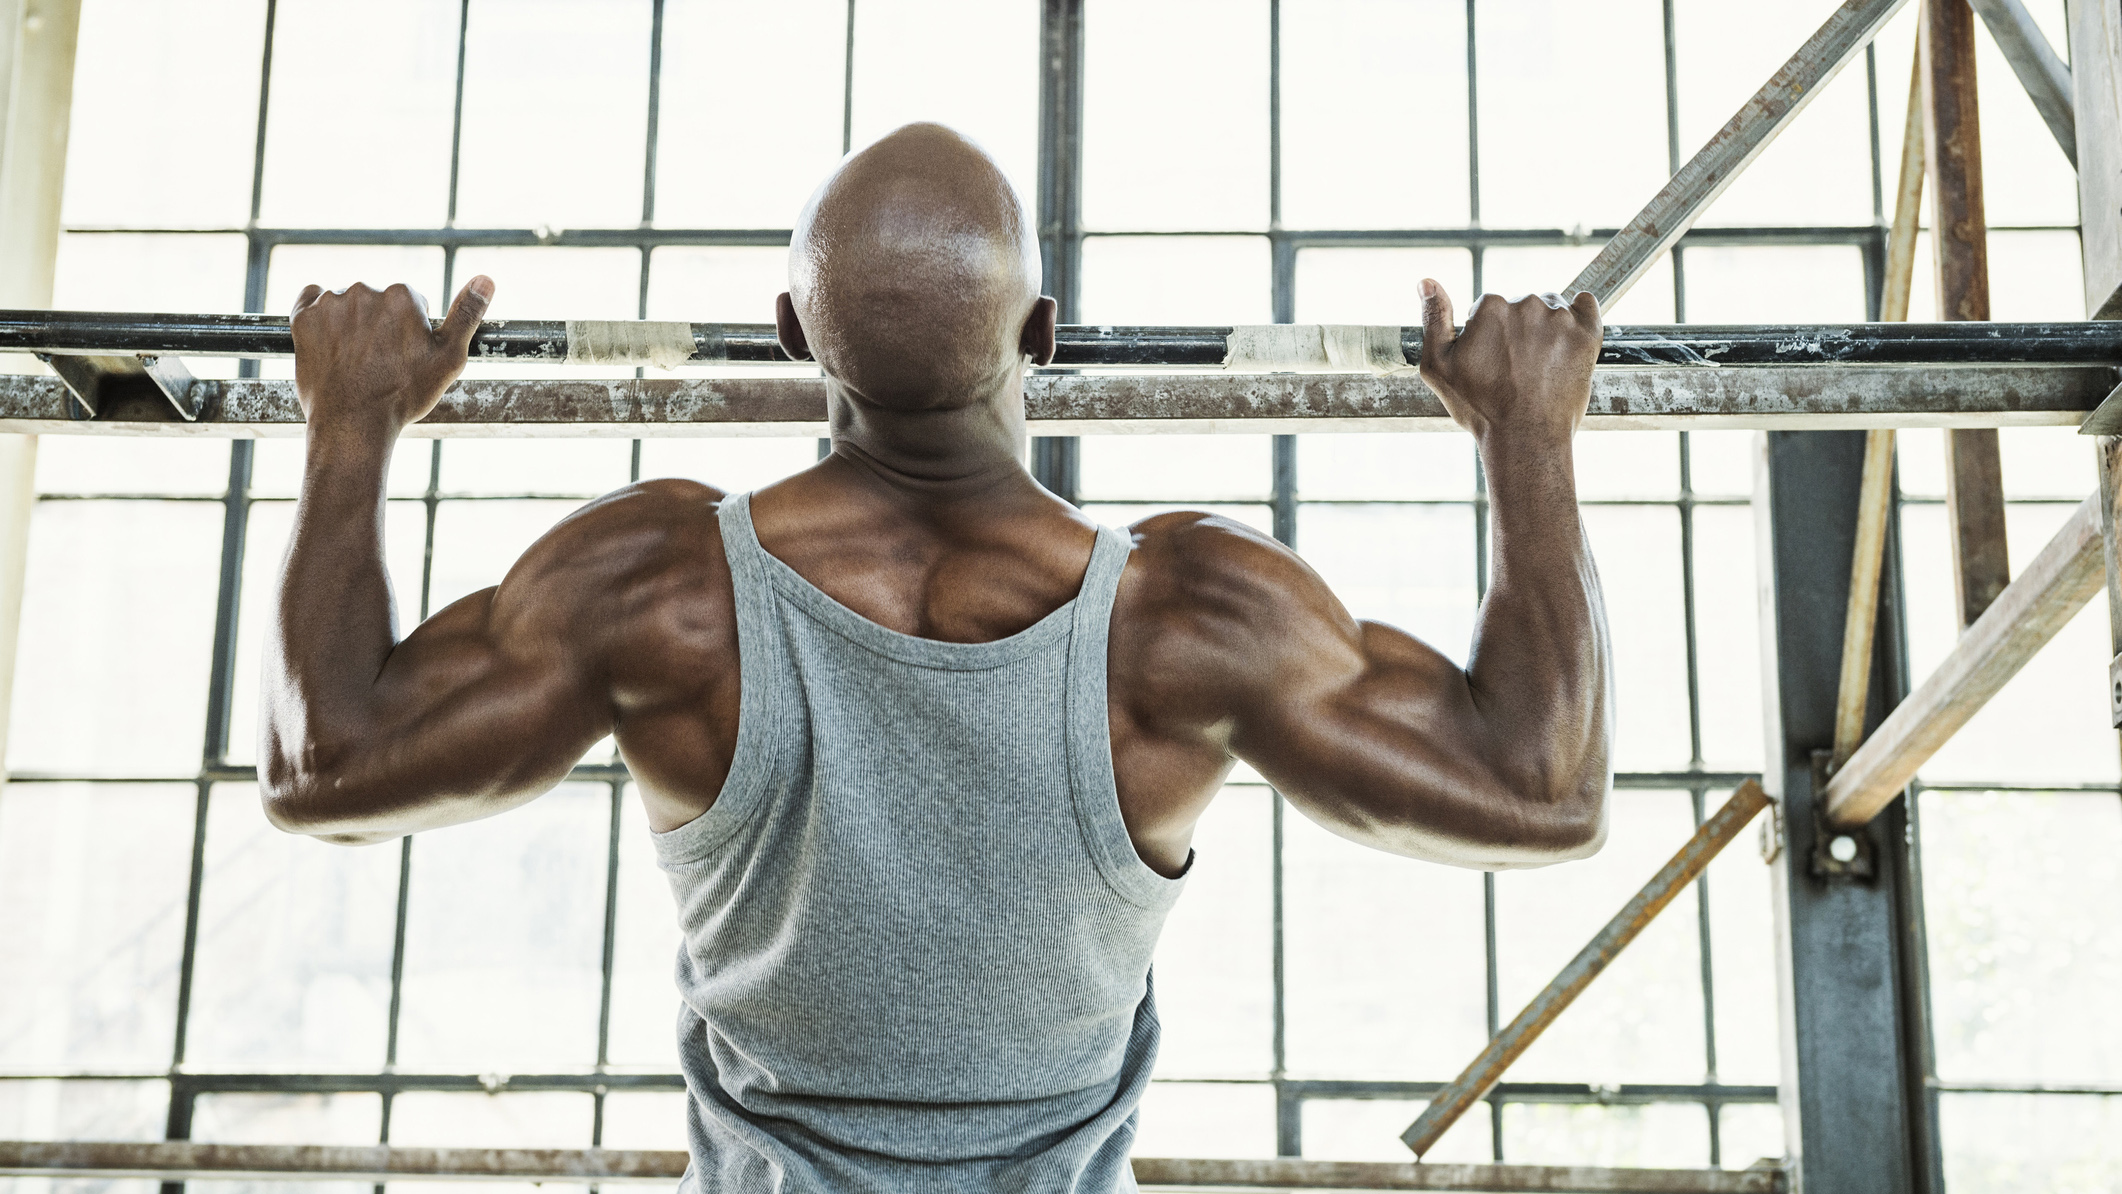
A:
[0,1141,1787,1192]
[1,366,2112,437]
[6,310,2122,368]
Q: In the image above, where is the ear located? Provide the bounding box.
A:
[775,292,812,361]
[1020,295,1057,367]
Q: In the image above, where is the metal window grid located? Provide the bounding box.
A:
[9,0,2115,1184]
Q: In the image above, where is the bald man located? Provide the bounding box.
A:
[265,123,1612,1192]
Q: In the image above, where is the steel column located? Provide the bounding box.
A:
[1758,431,1936,1194]
[1032,0,1083,502]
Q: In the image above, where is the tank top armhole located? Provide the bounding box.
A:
[1065,524,1188,909]
[651,492,781,867]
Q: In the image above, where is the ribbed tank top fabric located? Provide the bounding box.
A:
[651,492,1187,1194]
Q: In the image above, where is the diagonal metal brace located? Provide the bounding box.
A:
[36,353,212,422]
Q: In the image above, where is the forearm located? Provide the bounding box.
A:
[1466,432,1613,808]
[262,425,403,801]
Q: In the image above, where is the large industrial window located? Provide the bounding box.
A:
[2,1,2117,1191]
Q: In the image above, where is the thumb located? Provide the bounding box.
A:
[1418,277,1456,366]
[439,275,494,358]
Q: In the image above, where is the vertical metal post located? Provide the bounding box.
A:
[1758,430,1938,1194]
[1032,0,1083,503]
[1922,0,2008,630]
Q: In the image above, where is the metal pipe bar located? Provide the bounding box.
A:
[0,1142,1787,1193]
[1400,782,1774,1159]
[8,310,2122,368]
[1823,494,2105,827]
[1568,0,1912,308]
[1966,0,2076,166]
[0,366,2112,437]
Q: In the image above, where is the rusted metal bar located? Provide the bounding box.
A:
[1823,493,2103,827]
[1926,0,2013,629]
[0,366,2111,438]
[1566,0,1910,308]
[0,1141,1788,1193]
[1967,0,2075,166]
[1400,782,1774,1159]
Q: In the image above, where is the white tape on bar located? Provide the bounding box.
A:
[1223,325,1416,376]
[564,320,698,369]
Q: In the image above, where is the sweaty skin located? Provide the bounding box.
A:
[262,122,1612,874]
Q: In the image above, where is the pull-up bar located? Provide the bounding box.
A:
[6,309,2122,370]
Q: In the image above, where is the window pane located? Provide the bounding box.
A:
[1679,245,1867,323]
[1687,430,1757,498]
[1995,426,2097,501]
[190,1093,382,1194]
[1495,790,1706,1084]
[1987,230,2087,321]
[1284,806,1488,1080]
[1151,785,1273,1079]
[1297,435,1474,502]
[1923,790,2122,1086]
[1281,0,1467,229]
[1482,248,1674,324]
[656,1,846,229]
[1938,1092,2122,1192]
[1133,1081,1275,1160]
[393,785,610,1071]
[1719,1103,1786,1170]
[258,0,459,227]
[646,246,790,324]
[62,0,267,228]
[386,1092,593,1194]
[1295,503,1476,666]
[850,0,1039,207]
[606,791,683,1070]
[35,439,230,497]
[454,0,650,229]
[224,500,428,767]
[440,441,633,496]
[1476,0,1666,231]
[637,439,819,493]
[1502,1102,1709,1168]
[1707,790,1780,1085]
[1676,0,1873,227]
[1584,506,1692,772]
[1084,0,1268,231]
[9,501,222,774]
[1078,435,1271,502]
[1691,507,1766,773]
[1080,236,1273,325]
[1295,248,1475,325]
[597,1090,689,1150]
[1301,1098,1491,1163]
[0,784,194,1068]
[185,784,400,1072]
[1576,431,1680,500]
[1969,12,2080,226]
[0,1078,171,1142]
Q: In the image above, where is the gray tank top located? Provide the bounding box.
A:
[652,492,1188,1194]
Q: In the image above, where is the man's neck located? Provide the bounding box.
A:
[821,372,1040,509]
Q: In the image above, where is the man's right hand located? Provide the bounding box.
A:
[1416,280,1601,443]
[290,276,493,441]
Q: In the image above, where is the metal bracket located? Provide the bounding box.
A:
[1810,750,1877,881]
[36,352,213,421]
[2109,652,2122,729]
[2076,374,2122,436]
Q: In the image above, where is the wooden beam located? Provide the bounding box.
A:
[1924,0,2011,629]
[2071,0,2122,320]
[1823,494,2104,827]
[0,1141,1788,1194]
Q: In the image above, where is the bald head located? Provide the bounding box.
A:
[781,123,1052,412]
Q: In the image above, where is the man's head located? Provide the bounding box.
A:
[778,123,1055,412]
